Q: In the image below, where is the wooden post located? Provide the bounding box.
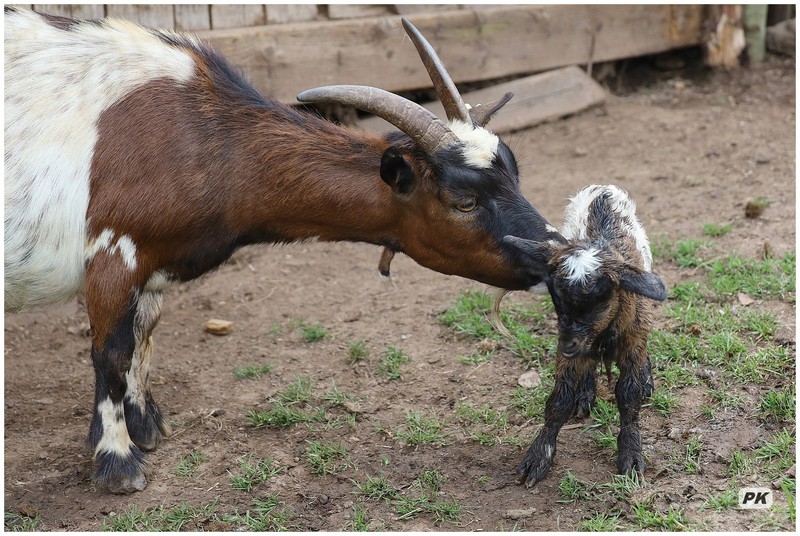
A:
[744,4,768,62]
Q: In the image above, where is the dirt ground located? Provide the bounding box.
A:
[3,53,796,531]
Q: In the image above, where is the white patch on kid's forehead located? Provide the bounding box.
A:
[448,119,499,169]
[562,247,602,283]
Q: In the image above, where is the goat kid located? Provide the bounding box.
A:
[4,8,563,494]
[503,185,667,487]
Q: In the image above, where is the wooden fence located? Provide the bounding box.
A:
[19,4,706,104]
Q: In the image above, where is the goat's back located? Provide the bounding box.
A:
[560,184,653,272]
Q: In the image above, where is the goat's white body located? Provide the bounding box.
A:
[3,9,196,311]
[561,184,653,272]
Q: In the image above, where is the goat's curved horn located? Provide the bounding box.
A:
[297,85,459,155]
[401,18,471,124]
[470,92,514,127]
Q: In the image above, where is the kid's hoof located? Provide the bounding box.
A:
[617,449,647,477]
[516,442,556,487]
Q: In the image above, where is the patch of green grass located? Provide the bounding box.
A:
[223,496,293,531]
[176,450,208,477]
[649,390,679,417]
[246,401,325,428]
[306,440,351,476]
[4,512,40,532]
[276,376,314,404]
[346,504,371,531]
[740,310,779,340]
[229,455,281,492]
[754,427,795,477]
[455,402,508,446]
[394,410,449,446]
[588,397,619,429]
[593,428,618,451]
[660,238,708,268]
[727,346,793,383]
[353,475,398,501]
[578,511,624,531]
[631,501,690,531]
[348,339,369,363]
[378,345,411,380]
[300,323,327,343]
[655,361,699,389]
[648,329,701,362]
[599,472,642,500]
[103,502,217,531]
[702,488,738,511]
[393,486,464,525]
[234,363,272,380]
[459,351,494,365]
[683,435,703,474]
[727,450,756,478]
[760,388,795,422]
[708,251,795,300]
[702,222,732,237]
[438,290,500,340]
[557,470,596,503]
[322,383,360,408]
[707,382,746,411]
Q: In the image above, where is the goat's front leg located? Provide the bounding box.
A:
[517,359,583,487]
[615,355,654,477]
[84,262,149,494]
[124,290,171,452]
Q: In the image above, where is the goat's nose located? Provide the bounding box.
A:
[560,337,580,357]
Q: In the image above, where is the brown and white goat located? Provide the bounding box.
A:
[503,185,667,487]
[4,8,564,494]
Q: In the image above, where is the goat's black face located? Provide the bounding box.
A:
[548,271,616,359]
[393,138,564,290]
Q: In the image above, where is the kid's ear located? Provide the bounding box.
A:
[380,147,415,195]
[502,235,556,279]
[619,269,668,301]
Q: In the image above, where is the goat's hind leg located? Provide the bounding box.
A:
[574,367,596,419]
[124,290,171,452]
[615,356,653,476]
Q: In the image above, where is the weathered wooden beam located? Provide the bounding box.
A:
[358,66,607,135]
[196,4,704,104]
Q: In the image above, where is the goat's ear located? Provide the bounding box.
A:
[380,147,415,195]
[502,235,555,278]
[619,269,668,301]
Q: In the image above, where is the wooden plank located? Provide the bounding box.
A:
[328,4,393,20]
[175,4,211,31]
[32,4,70,16]
[106,4,174,29]
[197,5,704,104]
[358,66,607,135]
[211,4,265,29]
[265,4,318,24]
[393,5,461,16]
[70,4,104,19]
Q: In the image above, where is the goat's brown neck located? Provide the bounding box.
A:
[225,109,402,248]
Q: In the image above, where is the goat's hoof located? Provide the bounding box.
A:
[516,447,556,487]
[617,450,647,477]
[93,447,149,494]
[575,398,594,419]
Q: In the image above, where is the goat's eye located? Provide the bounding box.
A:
[455,197,477,213]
